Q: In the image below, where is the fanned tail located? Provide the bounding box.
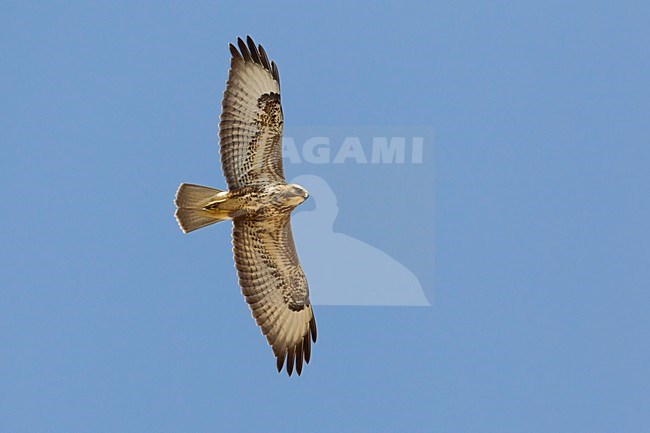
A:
[174,183,230,233]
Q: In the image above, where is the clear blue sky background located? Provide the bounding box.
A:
[2,1,649,432]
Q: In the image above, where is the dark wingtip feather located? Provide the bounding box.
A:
[310,316,317,343]
[276,352,285,373]
[295,341,304,376]
[303,332,311,364]
[236,37,252,62]
[271,61,280,84]
[229,43,242,60]
[246,36,261,64]
[286,347,295,377]
[258,44,271,69]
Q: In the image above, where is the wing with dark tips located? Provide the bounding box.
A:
[232,216,317,376]
[219,36,285,189]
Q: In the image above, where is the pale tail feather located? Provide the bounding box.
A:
[175,208,230,233]
[174,183,230,233]
[174,183,224,208]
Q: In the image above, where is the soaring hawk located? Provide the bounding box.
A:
[174,36,316,376]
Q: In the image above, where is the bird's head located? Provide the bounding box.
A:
[283,183,310,207]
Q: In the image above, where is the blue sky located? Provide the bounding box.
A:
[2,1,649,432]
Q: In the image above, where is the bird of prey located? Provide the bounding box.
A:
[173,36,316,376]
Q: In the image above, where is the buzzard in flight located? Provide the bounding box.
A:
[174,36,316,376]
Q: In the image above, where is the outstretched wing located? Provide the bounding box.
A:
[219,36,285,189]
[232,216,317,376]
